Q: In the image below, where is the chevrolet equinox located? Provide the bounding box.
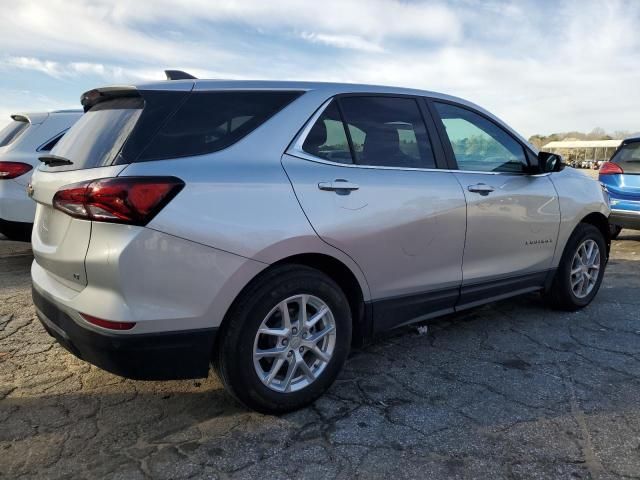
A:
[30,79,610,413]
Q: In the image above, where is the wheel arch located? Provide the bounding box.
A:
[216,253,371,350]
[579,212,611,257]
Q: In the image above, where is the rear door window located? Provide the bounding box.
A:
[0,119,29,147]
[338,96,436,169]
[140,91,302,161]
[302,101,352,164]
[612,142,640,174]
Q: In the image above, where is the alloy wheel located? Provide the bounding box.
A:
[253,294,336,393]
[570,239,601,298]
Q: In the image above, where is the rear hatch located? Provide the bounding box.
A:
[0,115,31,149]
[30,81,302,292]
[606,141,640,200]
[31,90,157,291]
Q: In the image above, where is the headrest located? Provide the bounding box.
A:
[305,120,328,150]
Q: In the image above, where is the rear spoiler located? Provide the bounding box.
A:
[10,112,49,125]
[80,86,140,112]
[80,70,197,112]
[10,114,30,123]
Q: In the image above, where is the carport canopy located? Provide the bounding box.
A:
[542,139,623,162]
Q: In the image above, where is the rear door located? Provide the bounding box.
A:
[429,100,560,306]
[30,97,143,291]
[283,95,467,331]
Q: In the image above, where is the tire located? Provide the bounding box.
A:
[545,223,606,311]
[609,224,622,240]
[214,265,352,414]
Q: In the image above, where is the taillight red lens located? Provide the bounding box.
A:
[0,161,32,180]
[81,313,136,330]
[53,177,184,225]
[599,162,624,175]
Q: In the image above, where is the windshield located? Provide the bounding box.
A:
[612,142,640,174]
[0,119,29,147]
[50,97,143,170]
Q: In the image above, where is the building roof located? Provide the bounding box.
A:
[542,139,623,149]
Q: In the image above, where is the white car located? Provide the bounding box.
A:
[0,110,82,240]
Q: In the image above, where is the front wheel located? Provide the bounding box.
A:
[215,265,352,414]
[545,224,606,311]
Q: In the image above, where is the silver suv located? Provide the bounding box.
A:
[30,79,610,413]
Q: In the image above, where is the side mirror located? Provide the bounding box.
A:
[538,151,564,173]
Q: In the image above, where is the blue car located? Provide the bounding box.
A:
[599,137,640,238]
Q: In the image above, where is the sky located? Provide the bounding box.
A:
[0,0,638,138]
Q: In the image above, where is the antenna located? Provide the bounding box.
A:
[165,70,197,80]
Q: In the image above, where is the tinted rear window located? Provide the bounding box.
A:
[0,120,29,147]
[51,97,143,169]
[38,131,67,152]
[139,91,302,161]
[46,90,301,171]
[612,142,640,174]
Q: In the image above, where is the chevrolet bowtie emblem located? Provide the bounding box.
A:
[26,183,34,198]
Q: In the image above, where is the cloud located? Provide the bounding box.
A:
[0,88,75,126]
[0,0,234,65]
[0,0,638,135]
[113,0,463,44]
[0,56,161,82]
[3,57,65,79]
[299,33,385,53]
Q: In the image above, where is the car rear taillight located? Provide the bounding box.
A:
[81,313,136,330]
[53,177,184,226]
[599,162,624,175]
[0,161,32,179]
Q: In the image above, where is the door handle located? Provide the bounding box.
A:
[318,179,360,192]
[467,183,495,195]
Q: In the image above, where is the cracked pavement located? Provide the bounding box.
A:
[1,230,639,480]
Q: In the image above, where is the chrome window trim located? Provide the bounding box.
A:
[287,97,549,176]
[287,98,447,174]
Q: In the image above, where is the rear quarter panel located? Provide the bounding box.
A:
[119,89,372,304]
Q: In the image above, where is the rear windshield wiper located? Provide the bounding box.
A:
[38,154,73,167]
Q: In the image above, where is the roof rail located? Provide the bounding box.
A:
[165,70,197,80]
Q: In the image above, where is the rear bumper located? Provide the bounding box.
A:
[32,285,216,380]
[609,209,640,230]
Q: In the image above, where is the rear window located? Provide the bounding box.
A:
[47,90,301,170]
[0,119,29,147]
[612,142,640,174]
[51,97,143,169]
[38,131,67,152]
[139,91,302,161]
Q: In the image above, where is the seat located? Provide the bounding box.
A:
[361,125,404,166]
[303,120,327,157]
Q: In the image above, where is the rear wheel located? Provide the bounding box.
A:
[215,265,352,413]
[545,224,606,311]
